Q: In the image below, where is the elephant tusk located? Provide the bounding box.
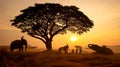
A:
[88,44,93,48]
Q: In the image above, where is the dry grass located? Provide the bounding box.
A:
[0,47,120,67]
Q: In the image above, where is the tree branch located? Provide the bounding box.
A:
[49,22,55,36]
[29,34,46,43]
[52,25,68,36]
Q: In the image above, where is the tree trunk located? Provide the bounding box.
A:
[45,40,52,50]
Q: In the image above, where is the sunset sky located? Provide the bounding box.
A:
[0,0,120,49]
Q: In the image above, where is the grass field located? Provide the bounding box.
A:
[0,46,120,67]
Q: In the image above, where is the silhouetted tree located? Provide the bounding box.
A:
[11,3,94,50]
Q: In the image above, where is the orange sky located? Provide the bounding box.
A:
[0,0,120,49]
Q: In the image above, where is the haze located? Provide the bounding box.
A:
[0,0,120,49]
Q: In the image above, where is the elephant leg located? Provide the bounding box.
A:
[19,48,23,52]
[19,48,21,52]
[65,49,67,53]
[19,48,22,52]
[25,47,27,51]
[11,48,14,52]
[58,48,61,53]
[21,47,23,52]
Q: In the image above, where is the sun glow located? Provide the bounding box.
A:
[70,36,77,42]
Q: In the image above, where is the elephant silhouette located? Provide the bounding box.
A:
[59,44,69,53]
[88,44,114,55]
[10,36,27,52]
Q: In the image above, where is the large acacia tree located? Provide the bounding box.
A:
[11,3,94,50]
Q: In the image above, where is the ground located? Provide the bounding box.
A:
[0,47,120,67]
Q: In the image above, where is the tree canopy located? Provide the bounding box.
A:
[11,3,94,50]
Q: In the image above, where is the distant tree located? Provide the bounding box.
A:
[11,3,94,50]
